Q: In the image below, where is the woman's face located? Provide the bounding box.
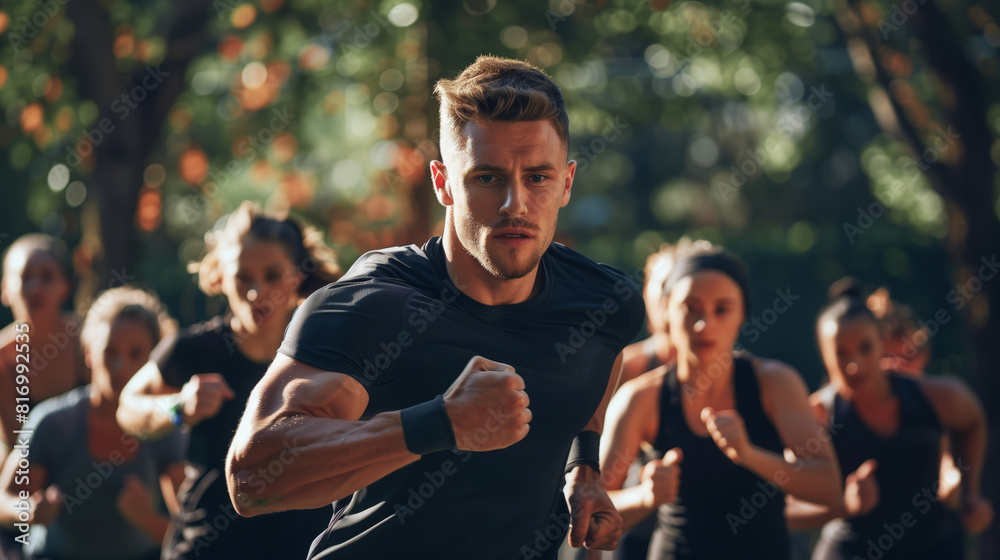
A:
[666,270,745,367]
[89,316,156,399]
[221,238,301,333]
[1,249,70,321]
[819,315,884,388]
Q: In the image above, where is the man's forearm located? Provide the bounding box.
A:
[227,411,419,516]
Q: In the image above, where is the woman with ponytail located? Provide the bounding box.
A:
[116,202,341,560]
[786,279,992,560]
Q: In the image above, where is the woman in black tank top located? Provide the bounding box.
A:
[785,281,993,560]
[598,248,842,560]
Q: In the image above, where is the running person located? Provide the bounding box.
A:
[620,239,711,385]
[0,286,183,560]
[599,247,841,559]
[116,202,341,560]
[226,56,644,559]
[786,281,992,560]
[0,235,88,452]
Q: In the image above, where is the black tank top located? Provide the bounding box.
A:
[816,374,961,556]
[648,357,790,560]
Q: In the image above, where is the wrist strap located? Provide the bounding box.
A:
[400,395,457,455]
[565,430,601,474]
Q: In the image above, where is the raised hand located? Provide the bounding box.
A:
[843,459,879,517]
[639,447,682,508]
[179,373,235,426]
[29,485,62,525]
[443,355,531,452]
[701,407,752,464]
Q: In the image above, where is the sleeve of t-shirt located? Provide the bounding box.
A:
[278,279,410,390]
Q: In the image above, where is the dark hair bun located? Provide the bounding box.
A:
[827,276,864,302]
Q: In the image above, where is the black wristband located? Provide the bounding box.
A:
[400,395,457,455]
[565,430,601,474]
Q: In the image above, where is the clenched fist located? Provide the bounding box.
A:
[843,459,879,518]
[639,447,683,508]
[443,356,531,452]
[179,373,235,426]
[701,407,752,464]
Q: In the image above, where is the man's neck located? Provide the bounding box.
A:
[441,222,541,306]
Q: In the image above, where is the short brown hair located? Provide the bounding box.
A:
[434,55,569,151]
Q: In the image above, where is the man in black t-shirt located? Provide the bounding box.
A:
[226,55,644,560]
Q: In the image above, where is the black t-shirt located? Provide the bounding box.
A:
[279,237,644,560]
[152,316,331,560]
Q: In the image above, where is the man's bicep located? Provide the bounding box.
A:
[251,353,370,423]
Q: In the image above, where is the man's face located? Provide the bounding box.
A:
[433,119,575,280]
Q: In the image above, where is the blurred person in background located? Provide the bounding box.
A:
[0,286,184,560]
[599,247,841,560]
[0,234,88,560]
[116,202,340,560]
[620,239,712,386]
[786,280,992,560]
[0,235,88,453]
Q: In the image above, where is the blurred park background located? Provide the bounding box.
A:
[0,0,998,555]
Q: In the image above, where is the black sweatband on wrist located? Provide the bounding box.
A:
[565,430,601,474]
[400,395,457,455]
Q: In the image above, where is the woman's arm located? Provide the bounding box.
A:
[715,360,842,507]
[919,375,993,532]
[599,368,678,532]
[117,361,233,440]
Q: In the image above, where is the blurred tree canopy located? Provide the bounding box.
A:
[1,0,998,553]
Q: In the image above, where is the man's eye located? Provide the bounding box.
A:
[529,174,546,183]
[479,175,498,185]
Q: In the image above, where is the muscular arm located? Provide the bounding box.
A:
[747,360,841,507]
[226,353,419,516]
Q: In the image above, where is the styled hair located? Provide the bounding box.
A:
[187,201,341,297]
[2,233,71,281]
[80,286,176,350]
[434,55,569,152]
[816,277,878,343]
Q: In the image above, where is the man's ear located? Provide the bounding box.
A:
[561,159,576,208]
[430,160,453,206]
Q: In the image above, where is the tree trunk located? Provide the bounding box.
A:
[65,0,210,292]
